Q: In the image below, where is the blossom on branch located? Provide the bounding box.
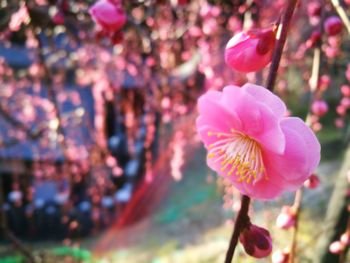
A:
[196,84,320,199]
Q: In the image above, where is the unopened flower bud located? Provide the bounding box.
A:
[276,206,296,229]
[324,16,343,36]
[225,28,276,73]
[239,224,272,258]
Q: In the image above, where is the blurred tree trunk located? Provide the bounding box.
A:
[313,143,350,263]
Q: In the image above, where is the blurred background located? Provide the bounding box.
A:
[0,0,349,262]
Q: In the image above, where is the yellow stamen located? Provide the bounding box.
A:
[207,129,266,184]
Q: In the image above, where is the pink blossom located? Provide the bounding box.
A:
[196,84,320,199]
[239,224,272,258]
[346,65,350,82]
[335,118,345,128]
[89,0,126,32]
[341,97,350,108]
[276,206,296,229]
[318,75,330,91]
[340,232,350,245]
[52,11,65,25]
[303,173,320,189]
[225,28,276,73]
[311,100,328,117]
[336,105,347,116]
[329,241,344,254]
[306,31,321,48]
[307,2,321,17]
[340,85,350,97]
[324,16,343,36]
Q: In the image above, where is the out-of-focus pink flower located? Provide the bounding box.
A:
[52,11,65,25]
[324,16,343,36]
[311,100,328,117]
[9,4,30,32]
[336,105,347,116]
[341,85,350,97]
[340,232,350,245]
[171,0,188,6]
[346,65,350,82]
[341,97,350,108]
[324,46,339,59]
[304,173,320,189]
[329,241,344,254]
[225,28,276,73]
[307,2,321,17]
[239,224,272,258]
[89,0,126,32]
[312,121,323,132]
[196,84,320,200]
[335,118,345,128]
[272,249,289,263]
[276,206,296,229]
[318,75,330,91]
[306,31,321,48]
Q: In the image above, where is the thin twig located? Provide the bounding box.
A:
[266,0,298,91]
[224,195,251,263]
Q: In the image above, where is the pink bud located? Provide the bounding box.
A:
[335,118,345,128]
[306,31,321,48]
[225,28,276,73]
[324,16,343,36]
[312,122,323,132]
[52,12,65,25]
[307,2,321,17]
[336,105,347,116]
[304,174,320,189]
[341,85,350,97]
[89,0,126,32]
[239,224,272,258]
[341,97,350,108]
[318,75,330,91]
[329,241,344,254]
[272,250,289,263]
[311,100,328,117]
[346,65,350,82]
[276,206,296,229]
[340,233,350,246]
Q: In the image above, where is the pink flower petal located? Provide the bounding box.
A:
[197,91,242,132]
[264,123,311,185]
[281,117,321,173]
[242,83,287,118]
[222,86,285,154]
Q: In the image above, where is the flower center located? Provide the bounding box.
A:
[207,129,266,184]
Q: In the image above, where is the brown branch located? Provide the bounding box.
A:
[265,0,298,91]
[224,195,251,263]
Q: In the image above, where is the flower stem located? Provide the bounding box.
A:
[266,0,298,91]
[289,189,303,263]
[225,195,251,263]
